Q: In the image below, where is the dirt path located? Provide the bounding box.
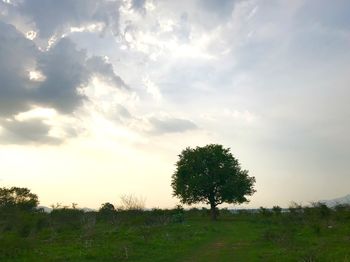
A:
[180,221,256,262]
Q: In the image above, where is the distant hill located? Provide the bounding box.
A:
[321,194,350,207]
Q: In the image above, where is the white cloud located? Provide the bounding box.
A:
[28,70,45,82]
[14,107,57,122]
[70,23,105,33]
[142,75,162,101]
[223,109,257,123]
[25,30,37,40]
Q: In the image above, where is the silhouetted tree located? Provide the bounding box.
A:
[119,194,145,211]
[0,187,39,211]
[171,144,256,220]
[98,202,116,223]
[99,202,115,213]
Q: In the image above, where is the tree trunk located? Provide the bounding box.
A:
[210,203,217,221]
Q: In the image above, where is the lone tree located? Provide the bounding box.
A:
[171,144,256,220]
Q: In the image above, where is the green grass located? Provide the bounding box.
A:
[1,211,350,261]
[181,216,350,262]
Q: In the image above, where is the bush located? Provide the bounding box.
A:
[145,208,171,225]
[98,202,117,223]
[288,202,304,223]
[171,205,185,223]
[259,207,272,217]
[219,208,232,218]
[311,202,331,219]
[0,208,48,237]
[272,206,282,215]
[334,204,350,220]
[50,208,85,230]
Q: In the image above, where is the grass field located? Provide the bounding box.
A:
[1,205,350,261]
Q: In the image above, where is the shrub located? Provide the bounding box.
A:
[98,202,117,223]
[272,205,282,215]
[50,207,85,230]
[334,204,350,220]
[145,208,171,225]
[219,208,232,217]
[171,205,185,223]
[310,202,331,219]
[259,207,272,217]
[289,202,303,214]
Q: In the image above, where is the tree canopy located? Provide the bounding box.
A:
[171,144,256,220]
[0,187,39,211]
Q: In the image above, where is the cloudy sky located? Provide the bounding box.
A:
[0,0,349,209]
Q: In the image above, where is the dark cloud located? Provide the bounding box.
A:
[13,0,121,38]
[0,118,61,144]
[198,0,237,17]
[87,56,128,89]
[34,38,89,113]
[149,117,197,134]
[0,22,125,116]
[115,104,132,119]
[0,21,128,144]
[0,21,38,116]
[296,0,350,30]
[130,0,146,14]
[176,12,191,42]
[35,38,130,113]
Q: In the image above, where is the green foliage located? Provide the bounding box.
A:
[0,233,34,259]
[99,202,115,213]
[1,186,349,261]
[171,144,256,220]
[218,208,232,218]
[272,205,282,215]
[171,205,185,223]
[313,202,331,219]
[98,202,117,223]
[333,203,350,220]
[145,208,171,225]
[288,202,304,222]
[50,207,85,230]
[259,206,272,217]
[0,204,350,261]
[0,187,39,211]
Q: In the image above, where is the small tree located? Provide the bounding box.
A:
[99,202,115,213]
[171,144,256,220]
[98,202,116,222]
[119,194,145,211]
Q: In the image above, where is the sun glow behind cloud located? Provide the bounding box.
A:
[14,107,56,121]
[28,70,45,82]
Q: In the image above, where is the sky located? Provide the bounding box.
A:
[0,0,349,209]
